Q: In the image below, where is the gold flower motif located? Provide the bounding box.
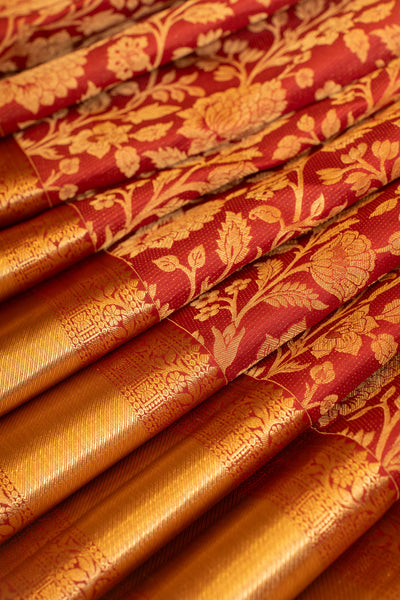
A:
[388,231,400,255]
[224,278,251,295]
[59,158,80,175]
[90,193,117,211]
[69,122,131,159]
[0,54,86,113]
[103,304,124,327]
[115,146,140,178]
[315,80,341,101]
[178,81,287,153]
[25,31,73,68]
[191,290,220,310]
[310,361,335,385]
[107,36,151,80]
[310,230,376,302]
[194,304,221,321]
[59,184,78,201]
[311,307,377,358]
[330,464,356,488]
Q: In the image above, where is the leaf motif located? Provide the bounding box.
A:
[188,245,206,269]
[216,211,252,266]
[130,103,179,124]
[152,90,169,102]
[182,3,233,24]
[279,318,307,346]
[214,65,238,82]
[370,197,398,217]
[357,2,394,23]
[256,334,279,361]
[249,204,281,223]
[211,324,245,373]
[152,255,180,272]
[263,281,327,310]
[344,29,370,63]
[35,147,63,160]
[255,259,284,286]
[391,156,400,180]
[132,121,173,142]
[310,194,325,218]
[376,299,400,323]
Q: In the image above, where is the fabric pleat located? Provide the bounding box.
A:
[298,499,400,599]
[2,0,400,228]
[1,282,400,598]
[0,0,296,136]
[0,0,176,75]
[1,0,400,598]
[121,358,400,600]
[2,56,400,300]
[2,101,400,411]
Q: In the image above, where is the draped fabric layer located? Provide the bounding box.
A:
[1,0,400,598]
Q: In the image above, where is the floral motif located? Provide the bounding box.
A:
[194,303,222,322]
[311,307,378,357]
[178,82,287,152]
[310,230,376,302]
[25,31,74,68]
[59,184,78,201]
[59,158,80,175]
[69,123,132,159]
[310,361,335,384]
[0,54,86,113]
[371,333,398,364]
[107,36,151,80]
[115,147,140,178]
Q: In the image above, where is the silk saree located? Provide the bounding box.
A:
[1,0,400,598]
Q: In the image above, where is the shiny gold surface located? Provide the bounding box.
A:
[0,319,223,539]
[0,252,157,414]
[0,203,94,301]
[0,137,49,228]
[298,501,400,599]
[131,434,397,600]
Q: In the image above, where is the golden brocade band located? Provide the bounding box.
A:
[0,379,306,599]
[0,319,224,539]
[0,374,260,577]
[130,434,397,600]
[299,500,400,599]
[0,253,158,415]
[0,204,94,301]
[0,137,50,228]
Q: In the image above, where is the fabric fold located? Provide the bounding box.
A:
[2,100,400,412]
[122,357,400,600]
[4,265,400,579]
[298,500,400,599]
[2,56,400,300]
[0,0,176,75]
[1,2,400,598]
[1,0,399,228]
[3,354,400,600]
[1,213,399,540]
[0,0,296,136]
